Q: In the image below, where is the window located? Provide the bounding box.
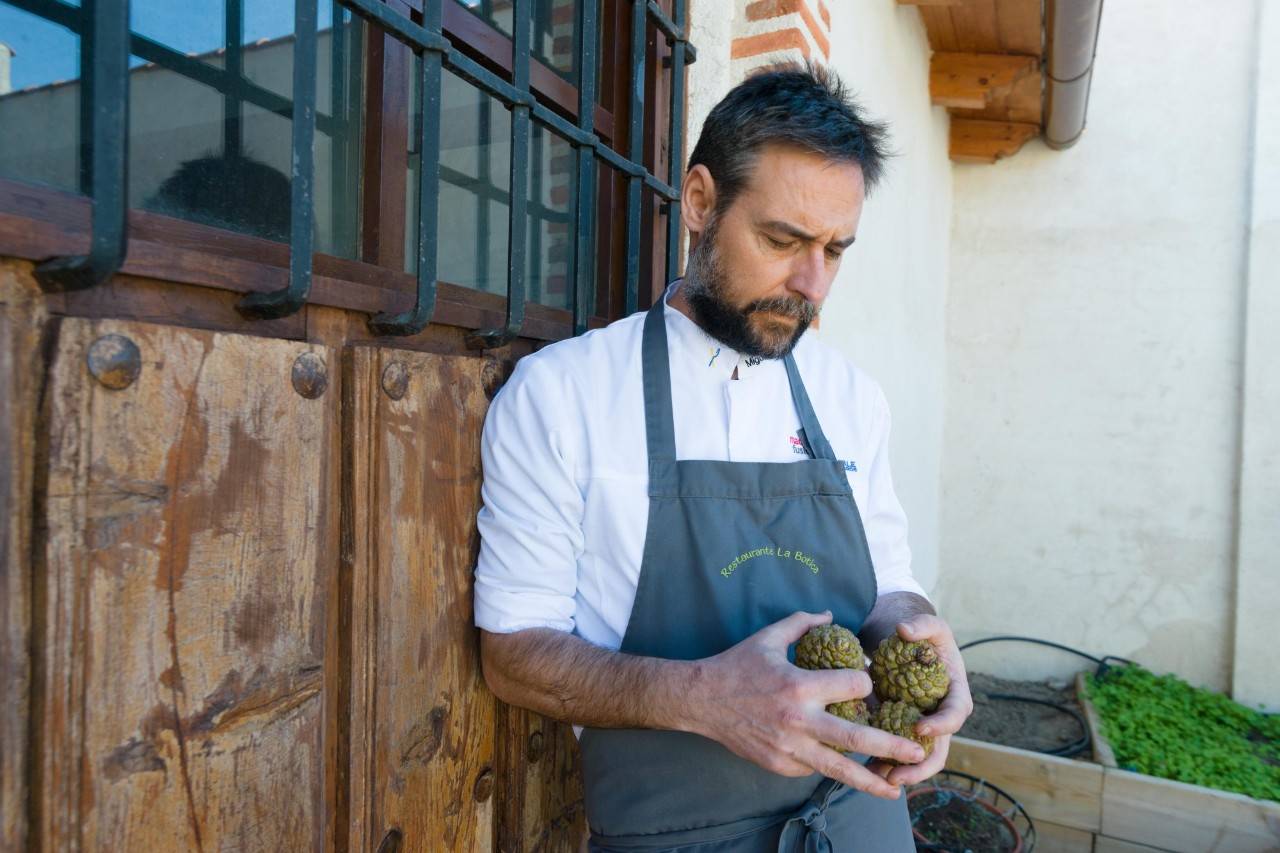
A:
[0,0,693,341]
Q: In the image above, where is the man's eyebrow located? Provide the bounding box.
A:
[759,220,857,249]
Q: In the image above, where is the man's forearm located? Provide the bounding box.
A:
[859,591,936,652]
[480,628,702,730]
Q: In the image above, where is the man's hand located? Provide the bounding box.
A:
[867,614,973,787]
[686,610,929,800]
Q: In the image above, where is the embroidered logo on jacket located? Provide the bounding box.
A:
[790,433,858,471]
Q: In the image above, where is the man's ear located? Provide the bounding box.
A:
[681,164,716,242]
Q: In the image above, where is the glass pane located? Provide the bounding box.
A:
[132,0,363,257]
[527,120,574,311]
[408,68,511,294]
[453,0,595,88]
[0,3,82,192]
[405,63,576,311]
[0,0,363,258]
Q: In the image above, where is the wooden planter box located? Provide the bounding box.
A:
[942,676,1280,852]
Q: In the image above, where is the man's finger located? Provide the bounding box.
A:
[811,718,926,766]
[795,744,901,800]
[800,667,873,703]
[765,610,833,645]
[917,687,974,737]
[886,736,951,787]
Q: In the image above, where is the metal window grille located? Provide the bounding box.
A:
[22,0,696,344]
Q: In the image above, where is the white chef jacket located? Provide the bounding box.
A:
[473,283,927,650]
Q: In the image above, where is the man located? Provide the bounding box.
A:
[474,64,972,851]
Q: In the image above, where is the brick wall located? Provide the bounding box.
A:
[730,0,831,75]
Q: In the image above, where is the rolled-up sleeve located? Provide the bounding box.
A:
[474,358,585,634]
[862,388,930,602]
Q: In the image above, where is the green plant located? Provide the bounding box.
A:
[1084,665,1280,802]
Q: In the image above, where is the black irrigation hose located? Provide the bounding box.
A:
[957,635,1145,758]
[958,635,1140,678]
[984,692,1091,757]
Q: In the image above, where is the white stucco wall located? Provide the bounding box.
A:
[1232,0,1280,713]
[819,6,951,596]
[938,0,1270,694]
[685,3,952,595]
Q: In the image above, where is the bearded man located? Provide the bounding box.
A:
[473,64,973,852]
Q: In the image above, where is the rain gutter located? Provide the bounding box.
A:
[1044,0,1105,149]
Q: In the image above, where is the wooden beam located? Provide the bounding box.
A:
[1035,820,1097,853]
[1101,767,1280,852]
[930,51,1038,109]
[947,737,1104,833]
[949,118,1039,163]
[897,0,964,6]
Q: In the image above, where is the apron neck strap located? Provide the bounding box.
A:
[642,298,679,465]
[642,295,838,464]
[783,353,837,461]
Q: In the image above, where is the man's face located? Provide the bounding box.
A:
[683,144,866,358]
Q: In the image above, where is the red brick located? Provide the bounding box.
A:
[730,28,811,60]
[743,0,829,60]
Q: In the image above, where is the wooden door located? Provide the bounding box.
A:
[34,318,341,850]
[344,346,497,851]
[13,291,586,850]
[343,346,585,852]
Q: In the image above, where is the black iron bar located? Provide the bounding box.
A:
[645,0,696,62]
[529,123,545,305]
[224,0,243,157]
[465,0,532,348]
[624,0,647,315]
[368,0,445,336]
[9,0,345,137]
[33,0,129,292]
[14,0,694,329]
[236,0,318,319]
[335,0,450,55]
[571,0,599,336]
[663,0,687,285]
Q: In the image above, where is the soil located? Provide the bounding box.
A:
[909,788,1020,853]
[958,672,1089,756]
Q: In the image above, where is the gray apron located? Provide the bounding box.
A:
[579,299,915,852]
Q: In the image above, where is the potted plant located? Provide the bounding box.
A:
[906,770,1036,853]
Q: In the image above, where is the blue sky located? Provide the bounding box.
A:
[0,1,336,91]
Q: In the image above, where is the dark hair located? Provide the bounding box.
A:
[686,62,890,215]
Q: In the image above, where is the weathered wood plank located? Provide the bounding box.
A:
[345,346,498,851]
[995,0,1043,55]
[950,71,1044,125]
[37,318,340,851]
[1035,819,1096,853]
[917,7,960,52]
[950,0,1002,52]
[496,704,587,853]
[947,736,1104,832]
[950,119,1040,163]
[1100,767,1280,853]
[930,52,1038,110]
[1093,836,1173,853]
[1076,672,1118,768]
[0,259,47,853]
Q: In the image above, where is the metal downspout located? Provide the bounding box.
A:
[1045,0,1105,149]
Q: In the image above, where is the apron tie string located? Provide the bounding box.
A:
[776,778,844,853]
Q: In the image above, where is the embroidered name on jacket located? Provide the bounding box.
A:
[789,433,858,472]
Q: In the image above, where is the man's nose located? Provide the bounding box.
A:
[786,246,830,305]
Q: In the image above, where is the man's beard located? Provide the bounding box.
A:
[682,218,818,359]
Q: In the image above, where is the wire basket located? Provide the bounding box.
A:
[906,769,1037,853]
